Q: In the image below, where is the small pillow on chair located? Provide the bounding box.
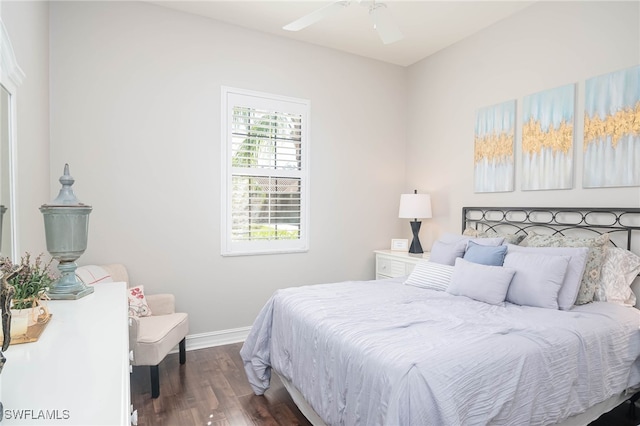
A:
[128,285,152,317]
[76,265,113,285]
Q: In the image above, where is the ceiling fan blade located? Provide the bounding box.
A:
[283,1,349,32]
[369,3,404,45]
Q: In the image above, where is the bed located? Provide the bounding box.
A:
[240,207,640,425]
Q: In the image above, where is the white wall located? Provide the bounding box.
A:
[1,1,50,258]
[49,1,407,334]
[406,1,640,246]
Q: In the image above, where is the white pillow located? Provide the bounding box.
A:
[504,252,570,309]
[76,265,113,285]
[595,247,640,306]
[447,258,515,305]
[506,244,588,310]
[404,261,454,291]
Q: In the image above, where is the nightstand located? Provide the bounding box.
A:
[374,250,430,279]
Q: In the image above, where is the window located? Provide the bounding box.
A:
[221,87,309,256]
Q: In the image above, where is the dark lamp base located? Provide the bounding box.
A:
[409,220,423,254]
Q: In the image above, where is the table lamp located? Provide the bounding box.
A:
[398,190,432,254]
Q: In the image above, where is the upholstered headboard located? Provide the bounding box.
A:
[462,206,640,306]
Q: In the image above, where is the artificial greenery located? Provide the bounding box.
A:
[0,253,56,309]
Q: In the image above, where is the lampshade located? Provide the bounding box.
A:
[398,193,432,219]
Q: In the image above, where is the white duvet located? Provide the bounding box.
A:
[240,277,640,425]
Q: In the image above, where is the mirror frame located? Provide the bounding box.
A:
[0,18,24,261]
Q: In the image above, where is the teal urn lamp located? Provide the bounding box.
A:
[40,164,94,300]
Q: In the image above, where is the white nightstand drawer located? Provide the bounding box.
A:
[374,250,430,280]
[376,257,407,277]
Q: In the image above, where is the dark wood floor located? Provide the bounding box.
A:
[130,342,312,425]
[131,343,640,426]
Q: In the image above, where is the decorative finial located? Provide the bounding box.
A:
[50,163,82,205]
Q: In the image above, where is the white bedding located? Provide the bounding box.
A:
[240,277,640,425]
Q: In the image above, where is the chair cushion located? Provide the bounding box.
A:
[132,313,189,366]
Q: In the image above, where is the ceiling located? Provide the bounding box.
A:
[148,1,535,67]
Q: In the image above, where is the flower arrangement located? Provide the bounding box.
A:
[0,253,57,309]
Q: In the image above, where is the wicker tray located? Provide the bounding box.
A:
[9,314,52,345]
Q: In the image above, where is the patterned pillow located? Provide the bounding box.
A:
[519,232,609,304]
[594,247,640,306]
[128,285,152,317]
[463,227,525,245]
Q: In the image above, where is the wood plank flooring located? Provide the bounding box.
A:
[131,343,639,426]
[130,342,311,425]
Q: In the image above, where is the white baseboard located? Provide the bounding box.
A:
[169,326,251,353]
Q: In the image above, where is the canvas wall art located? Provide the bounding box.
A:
[474,100,515,193]
[521,84,575,190]
[583,65,640,188]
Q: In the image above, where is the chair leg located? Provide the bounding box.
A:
[150,365,160,399]
[179,338,186,365]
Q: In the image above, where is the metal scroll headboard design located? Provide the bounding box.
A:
[462,207,640,252]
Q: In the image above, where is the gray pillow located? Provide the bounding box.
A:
[504,252,570,309]
[447,258,515,305]
[430,234,504,266]
[429,239,467,265]
[519,232,609,305]
[506,244,589,310]
[404,261,454,291]
[463,241,507,266]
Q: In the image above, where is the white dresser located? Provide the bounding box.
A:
[1,282,131,425]
[374,250,430,279]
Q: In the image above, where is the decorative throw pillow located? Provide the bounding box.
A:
[447,258,515,305]
[505,244,589,310]
[404,261,454,291]
[463,227,525,245]
[504,252,570,309]
[75,265,113,285]
[519,232,609,305]
[594,247,640,306]
[463,240,508,266]
[128,285,152,317]
[440,232,504,247]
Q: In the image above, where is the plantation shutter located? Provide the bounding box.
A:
[221,87,309,255]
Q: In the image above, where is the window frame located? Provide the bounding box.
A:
[220,86,310,256]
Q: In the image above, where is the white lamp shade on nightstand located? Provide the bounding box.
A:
[398,193,432,219]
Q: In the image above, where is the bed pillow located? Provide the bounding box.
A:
[504,252,570,309]
[429,239,467,265]
[404,261,454,291]
[463,240,508,266]
[594,247,640,306]
[439,233,505,247]
[430,234,504,266]
[463,227,525,245]
[519,232,609,305]
[506,244,589,310]
[447,258,515,305]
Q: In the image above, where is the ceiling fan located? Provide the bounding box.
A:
[283,0,404,45]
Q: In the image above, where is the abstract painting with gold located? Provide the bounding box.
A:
[583,65,640,188]
[521,84,575,190]
[474,100,515,193]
